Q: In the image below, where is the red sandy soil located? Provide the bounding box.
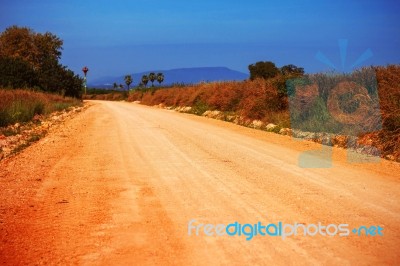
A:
[1,100,399,265]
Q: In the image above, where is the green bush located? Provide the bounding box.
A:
[190,100,209,115]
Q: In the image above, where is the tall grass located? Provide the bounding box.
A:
[0,89,81,127]
[375,65,400,158]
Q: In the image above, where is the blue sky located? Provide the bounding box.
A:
[1,0,399,80]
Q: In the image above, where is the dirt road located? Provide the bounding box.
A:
[1,100,399,265]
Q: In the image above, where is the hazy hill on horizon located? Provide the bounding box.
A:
[89,67,249,88]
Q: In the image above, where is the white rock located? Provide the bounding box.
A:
[279,128,292,135]
[251,120,264,129]
[202,110,211,117]
[266,123,277,131]
[385,155,395,161]
[182,106,192,112]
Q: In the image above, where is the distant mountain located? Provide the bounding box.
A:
[89,67,248,88]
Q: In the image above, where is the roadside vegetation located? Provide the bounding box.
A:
[83,88,127,101]
[0,26,83,127]
[0,26,83,98]
[128,62,304,126]
[0,89,81,127]
[127,64,400,161]
[0,89,83,160]
[3,25,397,160]
[0,25,83,157]
[84,72,166,100]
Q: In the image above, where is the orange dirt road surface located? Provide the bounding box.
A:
[1,100,399,265]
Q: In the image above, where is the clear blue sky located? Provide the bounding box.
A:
[1,0,399,80]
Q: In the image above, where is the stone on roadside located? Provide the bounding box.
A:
[279,128,292,136]
[266,123,277,131]
[202,110,211,117]
[181,106,192,113]
[385,155,395,161]
[251,120,264,129]
[225,115,236,122]
[202,110,221,118]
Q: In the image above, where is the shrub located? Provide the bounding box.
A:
[190,100,209,115]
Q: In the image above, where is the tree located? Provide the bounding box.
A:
[281,64,304,76]
[124,75,132,90]
[113,82,118,90]
[0,26,38,68]
[0,26,63,71]
[248,61,279,80]
[148,72,156,87]
[119,84,124,89]
[156,73,164,86]
[141,75,149,87]
[36,59,82,97]
[0,26,82,97]
[33,32,63,70]
[59,67,83,98]
[0,57,37,88]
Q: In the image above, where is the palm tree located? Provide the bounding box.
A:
[141,75,149,88]
[124,75,132,90]
[156,73,164,86]
[148,72,156,87]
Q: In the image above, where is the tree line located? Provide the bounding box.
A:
[0,25,303,97]
[248,61,304,80]
[113,72,165,90]
[0,26,83,98]
[247,61,304,97]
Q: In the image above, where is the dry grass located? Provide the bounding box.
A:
[0,89,81,127]
[375,65,400,159]
[129,78,288,124]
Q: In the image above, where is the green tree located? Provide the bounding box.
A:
[0,57,37,88]
[0,26,82,97]
[156,73,164,86]
[113,82,118,90]
[280,64,304,76]
[248,61,279,80]
[36,59,82,97]
[148,72,156,87]
[124,75,132,90]
[141,75,149,87]
[33,32,63,70]
[59,67,84,98]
